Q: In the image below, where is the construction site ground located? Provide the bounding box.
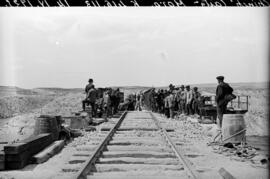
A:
[0,111,268,179]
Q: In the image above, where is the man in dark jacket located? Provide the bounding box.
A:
[82,78,94,111]
[110,88,120,115]
[215,76,234,130]
[82,85,98,117]
[192,87,201,115]
[185,85,193,115]
[156,90,165,113]
[85,78,94,93]
[178,85,186,115]
[149,88,156,112]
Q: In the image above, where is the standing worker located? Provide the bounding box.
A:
[110,88,120,115]
[85,78,94,93]
[192,87,201,115]
[82,85,98,117]
[179,85,186,115]
[163,91,169,118]
[156,90,164,113]
[114,88,121,114]
[175,87,182,114]
[82,78,94,111]
[149,88,156,112]
[135,92,142,111]
[185,85,193,115]
[166,91,175,119]
[215,76,235,132]
[103,90,111,121]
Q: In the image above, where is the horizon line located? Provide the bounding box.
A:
[0,81,268,90]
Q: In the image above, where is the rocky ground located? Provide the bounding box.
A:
[155,113,269,179]
[0,111,268,179]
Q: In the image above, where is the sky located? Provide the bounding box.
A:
[0,8,269,89]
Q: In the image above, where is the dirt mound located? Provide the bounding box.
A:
[0,95,55,119]
[0,92,85,142]
[41,92,85,116]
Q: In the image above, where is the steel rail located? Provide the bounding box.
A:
[74,111,128,179]
[150,112,201,179]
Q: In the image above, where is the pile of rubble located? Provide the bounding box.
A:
[210,142,269,168]
[158,112,269,170]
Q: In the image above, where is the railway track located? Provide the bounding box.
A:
[67,111,202,179]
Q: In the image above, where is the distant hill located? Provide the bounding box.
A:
[190,82,268,89]
[0,82,267,97]
[36,87,83,93]
[0,86,39,97]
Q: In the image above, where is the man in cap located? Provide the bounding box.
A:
[169,84,175,92]
[163,91,169,118]
[179,85,186,115]
[175,86,182,114]
[164,91,175,119]
[102,89,111,121]
[82,78,94,112]
[135,92,142,111]
[158,89,165,114]
[215,76,235,131]
[185,85,193,115]
[110,88,121,115]
[82,85,98,117]
[156,89,163,113]
[85,78,94,94]
[149,88,156,112]
[192,87,201,115]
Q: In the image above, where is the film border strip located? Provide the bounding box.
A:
[1,0,269,6]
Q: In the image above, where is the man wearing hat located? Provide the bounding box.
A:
[175,85,183,114]
[192,87,201,115]
[178,85,186,115]
[102,89,111,121]
[164,91,175,119]
[82,78,94,112]
[169,84,175,93]
[82,84,98,117]
[185,85,193,115]
[215,76,234,131]
[85,78,94,94]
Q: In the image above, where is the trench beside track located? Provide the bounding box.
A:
[74,111,201,179]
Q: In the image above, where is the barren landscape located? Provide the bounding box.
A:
[0,82,268,179]
[0,82,268,143]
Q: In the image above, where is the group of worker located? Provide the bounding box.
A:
[139,76,234,135]
[142,84,203,119]
[82,78,122,120]
[82,76,235,136]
